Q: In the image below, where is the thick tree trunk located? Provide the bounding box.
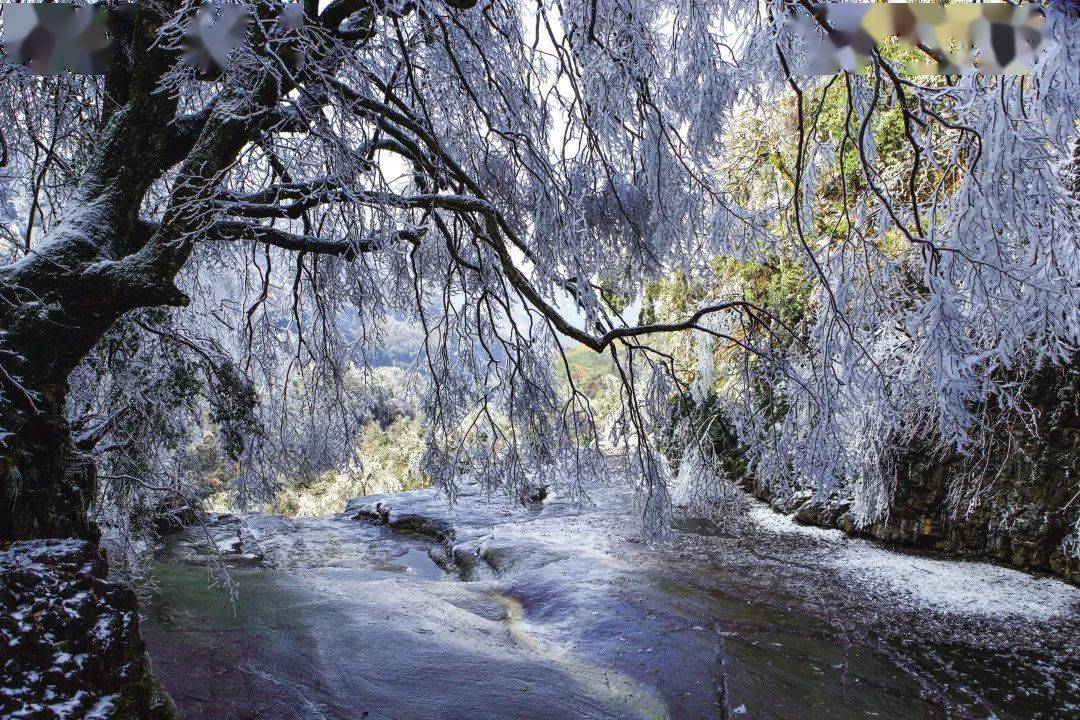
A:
[0,1,313,541]
[0,254,133,541]
[0,381,99,541]
[0,237,190,541]
[0,4,190,541]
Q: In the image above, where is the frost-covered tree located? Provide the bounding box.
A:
[0,0,1077,544]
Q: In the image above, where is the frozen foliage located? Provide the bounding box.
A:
[726,10,1080,532]
[0,1,1076,550]
[0,172,15,226]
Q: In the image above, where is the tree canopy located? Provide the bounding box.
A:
[0,1,1077,547]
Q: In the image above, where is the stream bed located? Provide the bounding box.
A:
[142,483,1080,720]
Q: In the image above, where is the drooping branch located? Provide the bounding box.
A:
[213,185,494,218]
[201,219,424,258]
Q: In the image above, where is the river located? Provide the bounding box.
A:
[142,481,1079,719]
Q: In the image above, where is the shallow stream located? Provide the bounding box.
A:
[143,499,1079,719]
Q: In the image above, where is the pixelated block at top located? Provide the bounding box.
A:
[787,3,1047,75]
[2,3,116,75]
[1,2,305,76]
[180,3,253,75]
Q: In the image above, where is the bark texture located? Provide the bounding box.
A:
[0,2,200,541]
[0,388,100,541]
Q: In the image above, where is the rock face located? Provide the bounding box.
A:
[346,478,1080,718]
[742,363,1080,584]
[349,482,504,579]
[0,539,179,720]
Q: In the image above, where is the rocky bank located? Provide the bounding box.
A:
[721,362,1080,583]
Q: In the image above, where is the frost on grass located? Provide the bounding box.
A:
[836,545,1078,620]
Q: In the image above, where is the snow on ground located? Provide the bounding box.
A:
[838,543,1078,619]
[747,504,846,539]
[747,503,1079,620]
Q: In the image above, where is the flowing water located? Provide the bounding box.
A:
[145,515,668,720]
[142,499,1079,720]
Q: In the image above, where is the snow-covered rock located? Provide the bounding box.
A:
[0,540,178,720]
[156,513,265,567]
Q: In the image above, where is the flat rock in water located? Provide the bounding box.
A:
[156,513,266,567]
